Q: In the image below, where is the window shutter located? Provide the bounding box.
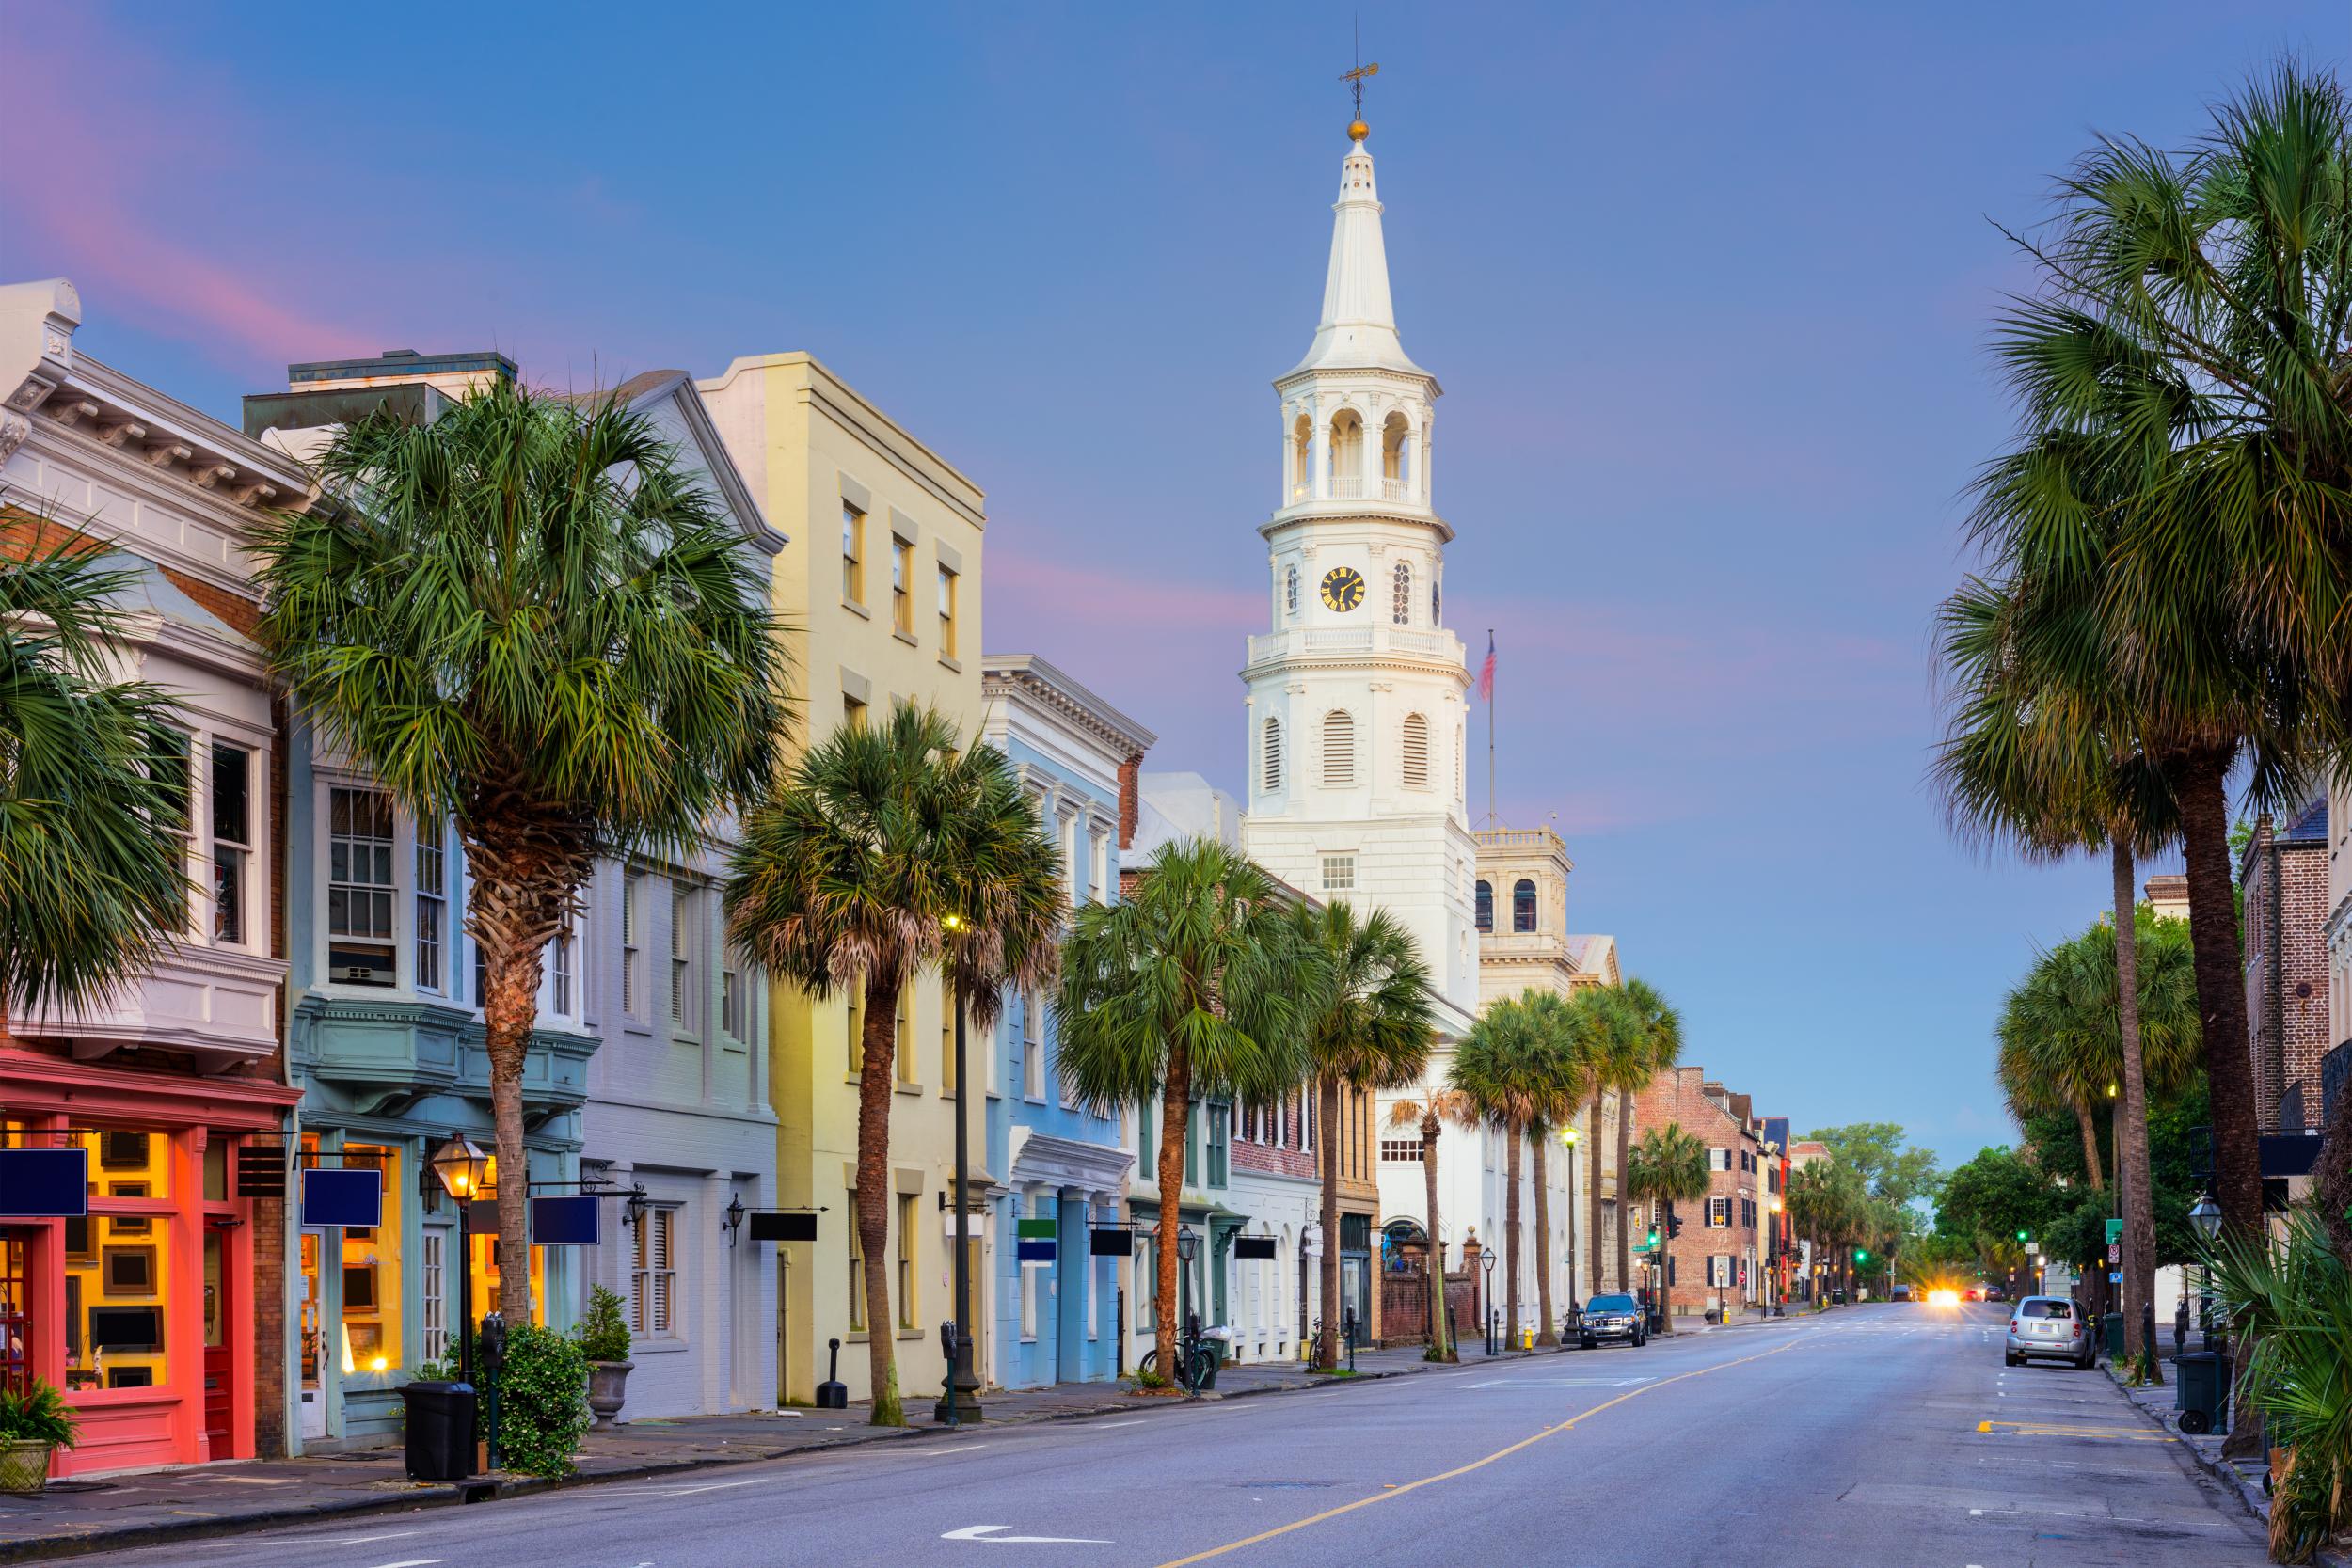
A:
[1402,715,1429,788]
[1322,711,1356,786]
[1263,719,1282,791]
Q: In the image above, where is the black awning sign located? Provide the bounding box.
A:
[1089,1227,1134,1258]
[1232,1236,1277,1260]
[748,1212,818,1243]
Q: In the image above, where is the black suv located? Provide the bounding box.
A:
[1579,1293,1647,1349]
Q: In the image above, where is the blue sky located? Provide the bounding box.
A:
[7,2,2343,1170]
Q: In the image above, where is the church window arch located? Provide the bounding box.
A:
[1285,564,1299,618]
[1262,718,1282,793]
[1381,412,1413,487]
[1474,879,1493,933]
[1322,710,1357,787]
[1290,413,1312,501]
[1327,409,1365,486]
[1392,561,1412,626]
[1431,571,1440,626]
[1402,713,1430,788]
[1513,878,1538,933]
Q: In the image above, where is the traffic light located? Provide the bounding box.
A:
[1645,1227,1661,1251]
[2015,1229,2029,1243]
[1667,1214,1684,1240]
[1853,1248,1869,1264]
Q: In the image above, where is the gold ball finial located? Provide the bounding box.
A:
[1348,119,1369,143]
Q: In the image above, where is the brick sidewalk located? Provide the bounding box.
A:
[0,1339,1570,1560]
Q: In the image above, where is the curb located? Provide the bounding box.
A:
[0,1345,1579,1562]
[2100,1367,2352,1568]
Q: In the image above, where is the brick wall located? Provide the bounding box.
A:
[1630,1067,1766,1318]
[2244,815,2332,1131]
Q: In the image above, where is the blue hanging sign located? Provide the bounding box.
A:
[301,1166,383,1229]
[1016,1239,1057,1263]
[532,1194,601,1245]
[0,1148,87,1217]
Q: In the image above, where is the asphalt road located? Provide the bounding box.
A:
[102,1305,2268,1568]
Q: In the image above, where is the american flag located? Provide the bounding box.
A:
[1477,631,1496,701]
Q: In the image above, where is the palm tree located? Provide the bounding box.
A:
[1449,996,1544,1348]
[255,381,788,1322]
[1974,65,2352,1255]
[1567,985,1645,1296]
[1624,1122,1710,1335]
[727,704,1060,1423]
[1518,991,1590,1346]
[1939,558,2182,1366]
[0,519,190,1035]
[1289,901,1436,1370]
[1058,839,1318,1381]
[1613,978,1684,1291]
[1385,1087,1478,1359]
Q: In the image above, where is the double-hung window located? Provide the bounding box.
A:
[723,961,743,1040]
[415,820,447,991]
[670,881,693,1029]
[841,503,865,604]
[1022,991,1043,1100]
[551,912,576,1017]
[896,1194,918,1328]
[621,873,644,1017]
[846,1193,866,1330]
[209,742,252,944]
[1708,1196,1729,1228]
[937,563,959,657]
[630,1205,675,1337]
[891,539,914,636]
[148,729,195,926]
[421,1228,448,1363]
[326,786,397,986]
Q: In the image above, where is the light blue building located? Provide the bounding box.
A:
[977,656,1153,1388]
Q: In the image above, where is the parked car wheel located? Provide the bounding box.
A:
[1580,1337,1597,1350]
[1634,1332,1647,1348]
[2004,1351,2021,1367]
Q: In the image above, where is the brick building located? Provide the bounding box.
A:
[2241,796,2332,1132]
[1631,1067,1771,1322]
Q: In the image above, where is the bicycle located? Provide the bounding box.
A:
[1136,1319,1215,1391]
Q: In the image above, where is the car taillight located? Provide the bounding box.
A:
[2071,1321,2084,1337]
[2010,1319,2020,1333]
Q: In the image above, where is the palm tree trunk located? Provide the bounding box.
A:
[1503,1123,1522,1348]
[2168,748,2263,1238]
[1422,1114,1450,1359]
[1316,1075,1343,1370]
[1655,1199,1677,1337]
[477,905,550,1328]
[1613,1088,1634,1293]
[1531,1134,1555,1346]
[855,972,905,1423]
[2314,1077,2352,1271]
[1153,1045,1192,1380]
[2074,1101,2106,1192]
[1586,1089,1605,1293]
[2111,841,2159,1384]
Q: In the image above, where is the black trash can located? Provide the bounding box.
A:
[401,1381,478,1481]
[2173,1351,2228,1435]
[2102,1312,2125,1359]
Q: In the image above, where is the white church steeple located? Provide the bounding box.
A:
[1242,120,1480,1031]
[1291,131,1427,378]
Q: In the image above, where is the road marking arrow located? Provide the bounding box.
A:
[944,1525,1112,1544]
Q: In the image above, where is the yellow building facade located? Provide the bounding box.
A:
[698,354,987,1406]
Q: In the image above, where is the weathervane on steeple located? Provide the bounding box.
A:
[1340,23,1378,143]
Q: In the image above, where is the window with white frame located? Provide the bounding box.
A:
[148,728,195,926]
[551,911,576,1017]
[1059,814,1079,909]
[630,1205,676,1337]
[670,881,692,1028]
[1322,853,1356,893]
[1089,829,1109,905]
[723,962,743,1040]
[326,786,397,986]
[1709,1147,1732,1172]
[1708,1254,1731,1289]
[209,741,252,944]
[1019,1196,1041,1339]
[1708,1196,1729,1228]
[1380,1139,1423,1163]
[421,1228,448,1363]
[841,503,865,604]
[1022,990,1044,1100]
[621,873,644,1017]
[415,820,447,992]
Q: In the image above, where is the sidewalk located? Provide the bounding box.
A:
[0,1338,1572,1561]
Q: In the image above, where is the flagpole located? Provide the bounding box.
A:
[1486,628,1496,829]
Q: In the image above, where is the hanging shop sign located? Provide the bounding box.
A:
[1015,1216,1056,1263]
[532,1194,601,1245]
[235,1145,287,1199]
[0,1147,87,1217]
[748,1212,818,1243]
[1089,1227,1134,1258]
[1232,1236,1278,1260]
[300,1165,383,1229]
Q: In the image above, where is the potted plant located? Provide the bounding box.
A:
[0,1379,78,1493]
[574,1285,634,1428]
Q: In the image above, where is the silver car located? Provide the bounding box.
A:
[2005,1295,2093,1369]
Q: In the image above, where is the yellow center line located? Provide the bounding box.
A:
[1976,1419,2168,1441]
[1152,1333,1814,1567]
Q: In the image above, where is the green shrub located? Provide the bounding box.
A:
[0,1381,77,1449]
[575,1286,632,1364]
[494,1323,591,1477]
[2208,1206,2352,1564]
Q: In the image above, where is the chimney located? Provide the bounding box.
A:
[1118,752,1142,850]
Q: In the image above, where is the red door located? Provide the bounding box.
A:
[202,1230,230,1453]
[0,1235,29,1396]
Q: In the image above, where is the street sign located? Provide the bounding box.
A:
[2106,1217,2123,1244]
[2108,1271,2122,1284]
[2107,1243,2121,1264]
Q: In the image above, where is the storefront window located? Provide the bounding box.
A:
[469,1229,546,1327]
[337,1145,401,1385]
[57,1129,175,1395]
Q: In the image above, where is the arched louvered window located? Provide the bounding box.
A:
[1402,714,1429,787]
[1285,564,1299,617]
[1322,710,1356,787]
[1262,717,1282,791]
[1513,878,1537,933]
[1392,562,1412,626]
[1474,879,1493,933]
[1431,577,1441,625]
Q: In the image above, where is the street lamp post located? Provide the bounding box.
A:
[1480,1244,1498,1355]
[2187,1191,2223,1354]
[935,914,983,1426]
[1560,1126,1580,1331]
[430,1136,493,1389]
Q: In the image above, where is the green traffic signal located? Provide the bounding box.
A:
[1853,1248,1869,1263]
[2015,1229,2029,1243]
[1645,1227,1661,1250]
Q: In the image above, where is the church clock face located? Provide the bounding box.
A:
[1320,566,1366,612]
